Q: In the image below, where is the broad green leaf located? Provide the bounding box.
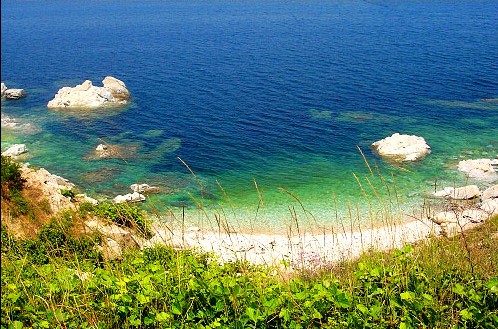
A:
[279,308,291,322]
[156,311,171,322]
[336,292,351,308]
[172,303,182,315]
[400,291,415,301]
[486,278,498,293]
[9,321,23,329]
[460,309,473,321]
[356,304,368,314]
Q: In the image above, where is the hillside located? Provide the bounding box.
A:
[1,155,498,328]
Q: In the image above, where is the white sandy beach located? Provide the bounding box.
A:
[146,216,441,269]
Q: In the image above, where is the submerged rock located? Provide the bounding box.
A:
[371,133,431,162]
[2,144,28,157]
[47,76,130,109]
[457,158,498,182]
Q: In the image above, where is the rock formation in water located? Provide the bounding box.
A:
[47,76,130,109]
[1,144,28,157]
[1,82,26,100]
[371,133,431,162]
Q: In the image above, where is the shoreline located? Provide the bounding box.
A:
[145,215,441,268]
[1,155,496,268]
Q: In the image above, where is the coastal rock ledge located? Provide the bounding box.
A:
[372,133,431,162]
[47,76,130,109]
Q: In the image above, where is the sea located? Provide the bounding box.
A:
[2,0,497,233]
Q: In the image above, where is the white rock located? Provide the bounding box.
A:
[482,185,498,200]
[113,192,146,204]
[95,144,108,151]
[2,144,28,157]
[458,159,498,182]
[102,76,130,102]
[431,211,458,224]
[74,193,99,205]
[371,133,431,162]
[481,198,498,215]
[47,76,130,109]
[130,183,160,194]
[460,209,489,223]
[5,88,26,100]
[433,185,480,200]
[1,82,7,97]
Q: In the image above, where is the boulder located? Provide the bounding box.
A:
[5,88,26,100]
[482,185,498,200]
[433,185,480,200]
[47,76,130,109]
[74,193,99,205]
[100,238,122,260]
[458,159,498,181]
[130,183,160,194]
[371,133,431,162]
[102,76,130,102]
[2,144,28,157]
[431,211,458,225]
[113,192,146,204]
[481,198,498,215]
[1,83,7,97]
[433,209,487,237]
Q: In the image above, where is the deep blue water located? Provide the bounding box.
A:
[2,1,498,231]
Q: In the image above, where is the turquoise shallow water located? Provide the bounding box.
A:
[2,1,497,232]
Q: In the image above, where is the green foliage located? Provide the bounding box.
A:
[2,228,497,328]
[2,214,497,328]
[2,212,103,266]
[60,188,75,200]
[93,202,151,237]
[7,189,30,217]
[1,155,25,195]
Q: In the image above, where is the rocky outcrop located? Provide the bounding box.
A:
[2,144,28,157]
[47,76,130,109]
[371,133,431,162]
[458,159,498,182]
[20,164,76,213]
[5,89,26,100]
[1,83,26,100]
[433,185,481,200]
[113,192,146,204]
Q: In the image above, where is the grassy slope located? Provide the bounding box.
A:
[1,156,497,328]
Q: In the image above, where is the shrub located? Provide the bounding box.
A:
[60,188,75,200]
[93,202,151,237]
[1,155,25,197]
